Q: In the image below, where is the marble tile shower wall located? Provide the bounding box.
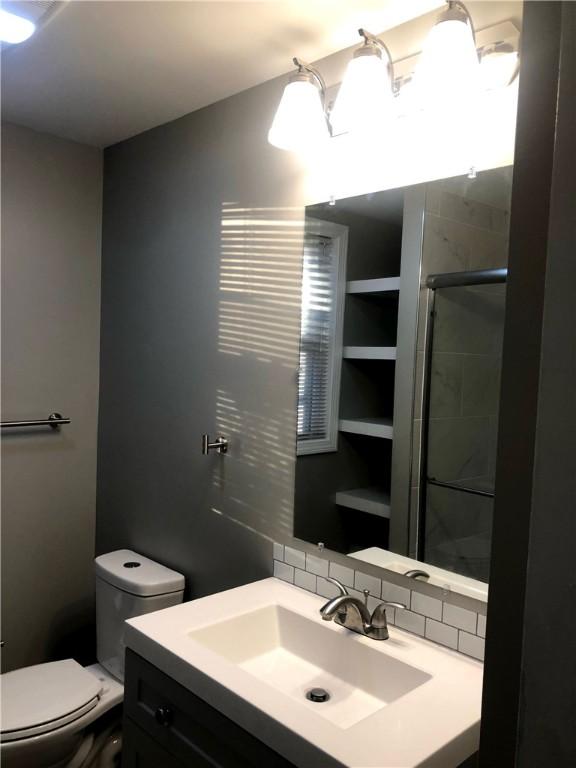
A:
[410,171,512,577]
[272,543,486,662]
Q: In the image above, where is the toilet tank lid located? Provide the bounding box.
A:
[95,550,185,596]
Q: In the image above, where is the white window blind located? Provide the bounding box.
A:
[297,233,341,454]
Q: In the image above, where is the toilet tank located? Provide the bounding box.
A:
[95,549,185,681]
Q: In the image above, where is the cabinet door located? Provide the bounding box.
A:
[122,717,187,768]
[124,650,295,768]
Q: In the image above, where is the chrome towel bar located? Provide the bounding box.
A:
[1,412,71,430]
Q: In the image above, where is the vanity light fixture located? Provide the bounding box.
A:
[268,57,330,151]
[267,3,518,157]
[329,28,395,136]
[0,8,35,44]
[413,0,479,108]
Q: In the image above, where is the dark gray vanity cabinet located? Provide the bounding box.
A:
[123,649,478,767]
[123,718,186,767]
[122,649,296,768]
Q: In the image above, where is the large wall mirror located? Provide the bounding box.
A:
[293,167,512,600]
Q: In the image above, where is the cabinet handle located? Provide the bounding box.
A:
[155,706,173,726]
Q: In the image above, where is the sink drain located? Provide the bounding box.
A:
[306,688,330,703]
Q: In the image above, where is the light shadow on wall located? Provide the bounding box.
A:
[210,203,305,543]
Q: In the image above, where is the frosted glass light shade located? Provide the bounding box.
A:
[0,9,35,43]
[330,53,394,136]
[414,16,479,108]
[268,79,329,151]
[479,50,518,90]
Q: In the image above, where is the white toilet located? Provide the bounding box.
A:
[0,549,185,768]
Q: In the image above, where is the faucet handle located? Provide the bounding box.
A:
[379,601,406,610]
[370,600,406,630]
[325,577,349,597]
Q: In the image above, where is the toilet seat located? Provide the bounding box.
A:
[1,660,103,743]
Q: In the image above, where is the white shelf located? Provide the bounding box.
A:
[346,277,400,295]
[338,417,393,439]
[343,346,396,360]
[335,487,391,518]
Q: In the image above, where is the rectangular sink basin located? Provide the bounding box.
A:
[126,577,483,767]
[190,604,431,729]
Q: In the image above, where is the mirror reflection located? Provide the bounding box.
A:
[294,168,512,597]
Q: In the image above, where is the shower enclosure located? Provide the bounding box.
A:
[419,268,507,582]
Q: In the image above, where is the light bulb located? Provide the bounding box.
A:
[330,30,395,138]
[330,50,394,136]
[0,9,35,44]
[268,77,329,152]
[414,4,479,109]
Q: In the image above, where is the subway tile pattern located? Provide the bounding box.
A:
[457,631,485,661]
[272,543,487,661]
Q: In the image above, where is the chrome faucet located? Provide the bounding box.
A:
[319,578,405,641]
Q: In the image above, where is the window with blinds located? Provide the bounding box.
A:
[297,232,343,455]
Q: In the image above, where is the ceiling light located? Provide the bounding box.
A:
[0,9,35,44]
[479,43,519,91]
[413,1,479,109]
[268,58,330,152]
[330,29,395,136]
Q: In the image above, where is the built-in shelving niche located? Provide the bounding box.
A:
[294,187,404,556]
[333,197,403,553]
[336,314,398,551]
[334,432,393,552]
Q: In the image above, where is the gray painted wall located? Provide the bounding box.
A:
[95,7,521,603]
[1,123,102,672]
[96,78,306,597]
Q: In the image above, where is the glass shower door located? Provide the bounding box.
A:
[421,276,506,582]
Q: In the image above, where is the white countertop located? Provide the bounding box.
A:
[125,577,483,768]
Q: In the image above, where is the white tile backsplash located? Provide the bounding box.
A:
[477,613,487,638]
[273,560,294,583]
[425,618,458,650]
[381,581,411,607]
[284,546,306,570]
[443,603,477,633]
[354,571,381,597]
[306,553,329,578]
[411,592,443,621]
[316,576,341,599]
[395,609,426,636]
[329,561,355,588]
[458,631,485,660]
[272,542,485,661]
[294,568,316,592]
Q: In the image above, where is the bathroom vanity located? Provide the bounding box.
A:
[122,650,294,767]
[122,578,482,768]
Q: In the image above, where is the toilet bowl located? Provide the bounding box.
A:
[0,661,123,768]
[0,550,185,768]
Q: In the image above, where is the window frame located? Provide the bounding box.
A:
[296,216,348,456]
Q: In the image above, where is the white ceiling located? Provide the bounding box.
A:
[1,0,521,148]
